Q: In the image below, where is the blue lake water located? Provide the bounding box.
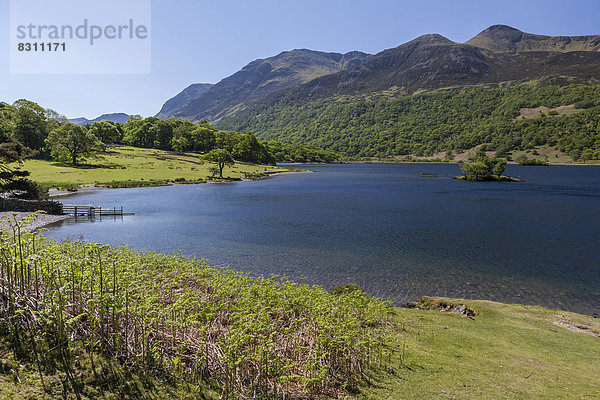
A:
[45,164,600,316]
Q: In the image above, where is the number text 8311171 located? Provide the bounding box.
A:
[18,43,66,52]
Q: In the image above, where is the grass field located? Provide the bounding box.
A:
[362,297,600,399]
[15,146,292,189]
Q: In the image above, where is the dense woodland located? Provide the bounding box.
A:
[217,79,600,161]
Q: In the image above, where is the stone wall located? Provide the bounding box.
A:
[0,198,63,214]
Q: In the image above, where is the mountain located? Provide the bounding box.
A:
[166,26,600,125]
[156,26,600,160]
[211,26,600,160]
[68,117,92,125]
[465,24,600,53]
[156,83,214,119]
[252,30,600,104]
[274,34,492,99]
[70,113,130,125]
[158,49,370,121]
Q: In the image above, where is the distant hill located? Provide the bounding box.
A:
[158,49,370,121]
[68,117,92,125]
[156,83,214,119]
[70,113,130,125]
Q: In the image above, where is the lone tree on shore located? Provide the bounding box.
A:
[204,149,234,178]
[45,123,104,165]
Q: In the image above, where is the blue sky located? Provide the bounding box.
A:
[1,0,599,119]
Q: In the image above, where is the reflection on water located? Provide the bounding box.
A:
[45,164,600,316]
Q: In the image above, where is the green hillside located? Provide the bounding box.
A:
[218,79,600,161]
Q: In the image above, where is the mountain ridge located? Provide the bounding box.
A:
[161,25,600,124]
[69,113,130,126]
[156,25,600,162]
[466,24,600,53]
[156,83,214,119]
[159,49,370,121]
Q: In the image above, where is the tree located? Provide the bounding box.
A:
[214,130,240,153]
[0,115,44,199]
[12,99,49,150]
[580,149,594,163]
[461,156,506,181]
[170,121,195,153]
[191,124,216,153]
[461,159,491,180]
[492,158,506,176]
[233,133,275,164]
[204,149,234,178]
[150,119,174,150]
[45,123,104,165]
[123,115,152,147]
[0,168,48,199]
[89,121,122,144]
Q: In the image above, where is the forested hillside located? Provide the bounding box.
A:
[218,80,600,160]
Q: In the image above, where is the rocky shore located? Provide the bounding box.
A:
[0,212,70,232]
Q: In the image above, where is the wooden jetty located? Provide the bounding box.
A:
[62,205,133,217]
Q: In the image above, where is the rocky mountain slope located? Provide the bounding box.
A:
[465,24,600,53]
[158,49,370,121]
[156,83,214,119]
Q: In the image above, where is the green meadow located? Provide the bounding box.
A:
[362,298,600,399]
[16,145,292,190]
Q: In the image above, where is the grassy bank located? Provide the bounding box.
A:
[15,146,293,190]
[363,298,600,399]
[1,216,599,399]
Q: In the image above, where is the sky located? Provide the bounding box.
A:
[1,0,600,119]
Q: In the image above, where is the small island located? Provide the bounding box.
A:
[454,155,523,182]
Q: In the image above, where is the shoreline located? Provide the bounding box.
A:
[282,160,600,167]
[339,160,600,166]
[2,211,597,319]
[243,169,314,181]
[48,169,313,198]
[0,212,71,231]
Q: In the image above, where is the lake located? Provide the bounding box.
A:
[45,164,600,316]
